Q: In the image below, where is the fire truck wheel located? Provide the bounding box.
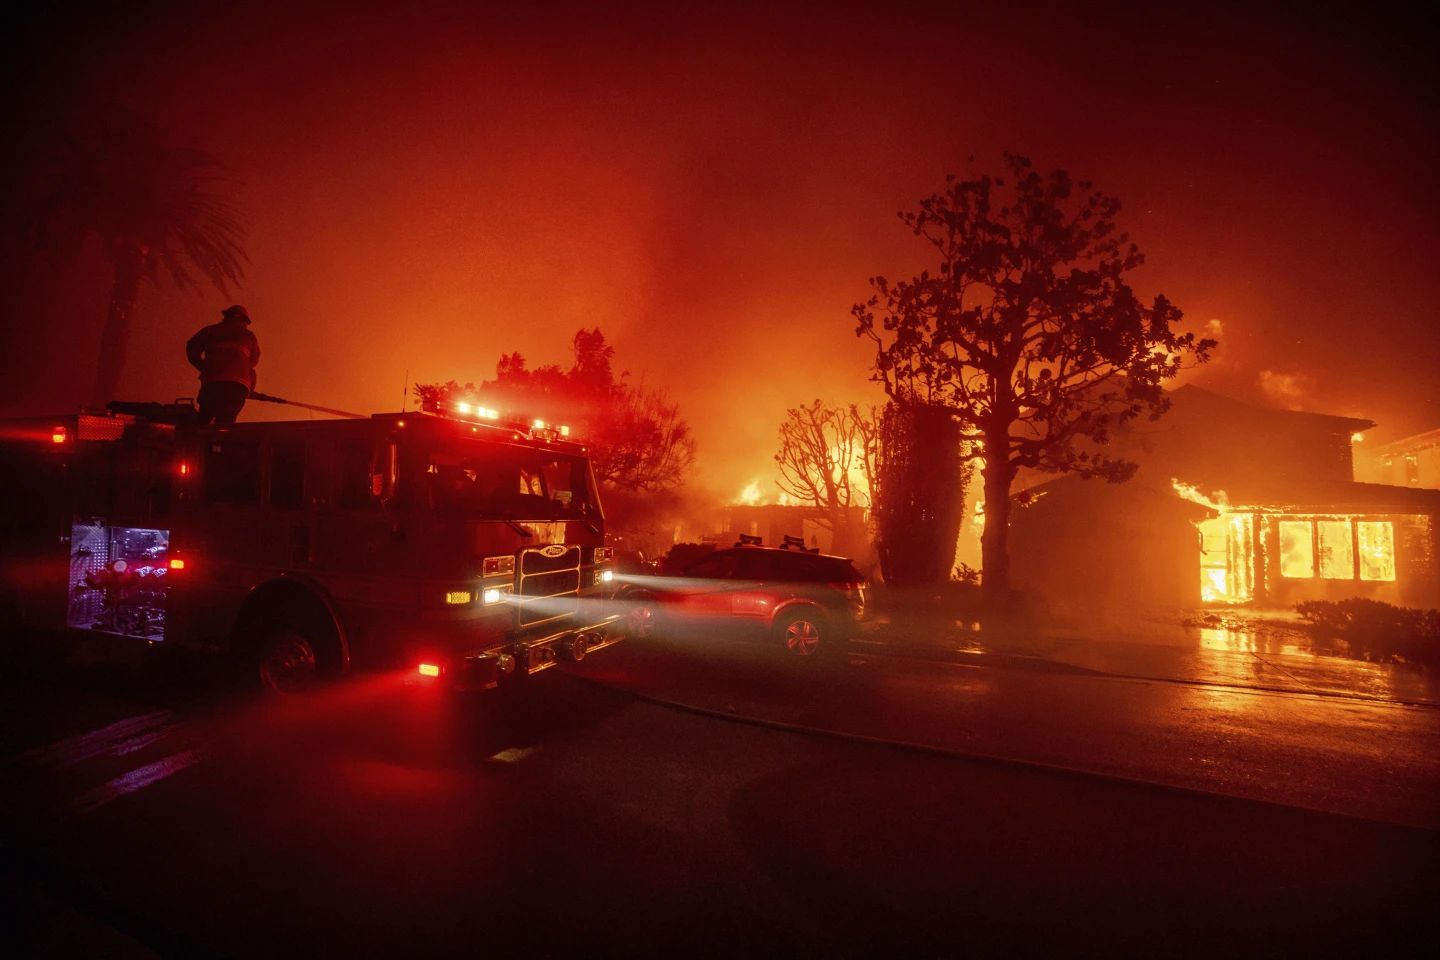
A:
[775,608,830,658]
[257,628,320,695]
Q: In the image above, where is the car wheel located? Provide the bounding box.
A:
[257,627,320,695]
[776,609,830,658]
[621,593,661,640]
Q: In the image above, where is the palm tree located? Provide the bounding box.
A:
[32,108,247,407]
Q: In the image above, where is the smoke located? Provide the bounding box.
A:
[1257,369,1315,410]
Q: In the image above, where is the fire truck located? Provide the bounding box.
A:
[0,399,620,693]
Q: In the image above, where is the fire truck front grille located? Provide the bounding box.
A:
[518,546,581,626]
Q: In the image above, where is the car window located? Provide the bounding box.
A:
[684,551,739,579]
[764,552,860,583]
[736,550,789,581]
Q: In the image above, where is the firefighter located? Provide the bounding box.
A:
[186,305,260,426]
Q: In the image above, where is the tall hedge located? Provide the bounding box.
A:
[872,402,968,587]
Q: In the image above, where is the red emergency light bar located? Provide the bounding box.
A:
[420,397,576,442]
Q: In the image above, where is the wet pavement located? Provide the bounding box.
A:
[856,610,1440,705]
[571,635,1440,829]
[0,662,1434,960]
[2,629,1437,956]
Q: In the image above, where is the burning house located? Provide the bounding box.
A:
[1008,386,1440,614]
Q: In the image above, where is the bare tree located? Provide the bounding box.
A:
[773,400,878,554]
[855,154,1213,599]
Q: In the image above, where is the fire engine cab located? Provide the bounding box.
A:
[0,400,619,693]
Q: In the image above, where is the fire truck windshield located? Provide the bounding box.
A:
[422,439,593,522]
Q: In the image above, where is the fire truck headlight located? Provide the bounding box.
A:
[601,569,614,583]
[454,402,472,415]
[482,587,504,605]
[418,663,442,678]
[445,590,473,605]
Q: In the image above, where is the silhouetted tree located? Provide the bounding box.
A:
[870,401,968,587]
[415,328,695,493]
[30,108,247,406]
[855,155,1213,600]
[773,400,878,557]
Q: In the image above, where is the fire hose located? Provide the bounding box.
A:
[248,391,367,420]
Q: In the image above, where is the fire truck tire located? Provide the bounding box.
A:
[774,608,835,659]
[236,583,344,695]
[256,627,322,696]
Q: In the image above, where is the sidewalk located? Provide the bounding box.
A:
[854,611,1440,706]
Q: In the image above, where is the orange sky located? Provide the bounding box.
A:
[3,1,1437,496]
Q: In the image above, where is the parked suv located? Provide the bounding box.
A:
[617,545,868,657]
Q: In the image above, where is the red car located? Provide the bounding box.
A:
[616,545,868,658]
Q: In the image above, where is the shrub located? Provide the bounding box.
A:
[1295,598,1440,666]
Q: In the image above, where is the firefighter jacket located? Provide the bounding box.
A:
[186,321,260,390]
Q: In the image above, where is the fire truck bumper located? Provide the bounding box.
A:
[514,612,624,676]
[413,611,623,689]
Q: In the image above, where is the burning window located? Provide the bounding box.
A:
[1198,513,1254,603]
[1316,520,1354,579]
[1278,520,1314,578]
[1357,521,1396,581]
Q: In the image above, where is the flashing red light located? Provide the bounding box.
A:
[179,461,190,476]
[418,663,442,678]
[51,427,67,444]
[169,558,186,571]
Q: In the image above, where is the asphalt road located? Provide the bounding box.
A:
[2,636,1437,957]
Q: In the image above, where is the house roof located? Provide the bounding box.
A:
[1012,473,1440,517]
[1368,426,1440,457]
[1167,384,1376,434]
[1010,474,1214,520]
[1222,478,1440,513]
